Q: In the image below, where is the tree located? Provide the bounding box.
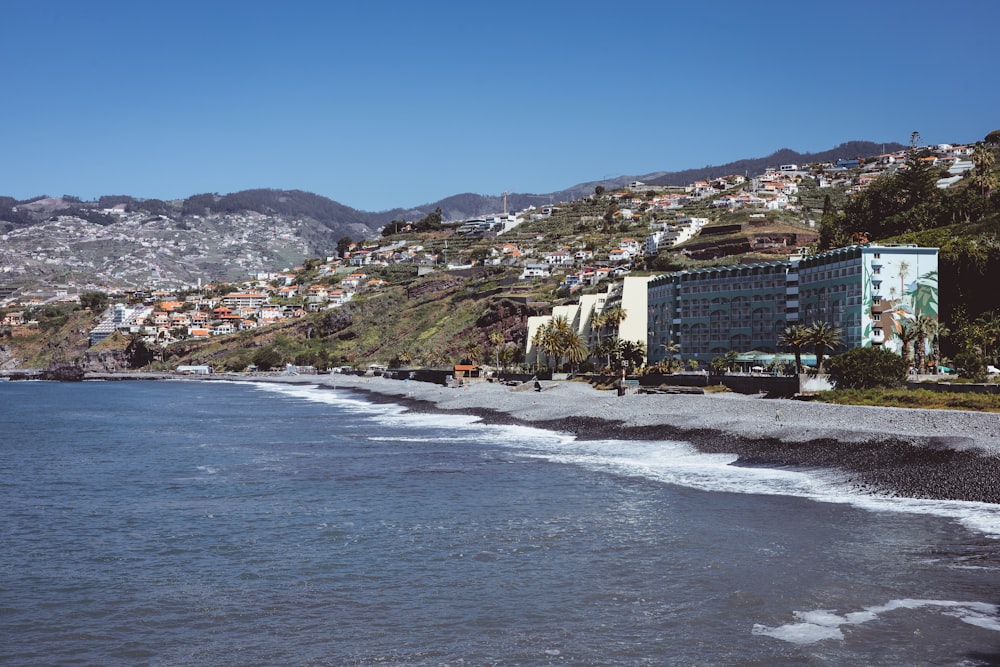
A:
[533,315,573,372]
[970,144,998,199]
[925,318,948,374]
[413,207,443,232]
[724,349,739,372]
[252,346,283,371]
[592,336,618,372]
[488,331,505,370]
[896,320,919,371]
[79,290,109,312]
[660,339,680,372]
[709,356,729,376]
[564,331,589,373]
[778,324,810,374]
[985,129,1000,146]
[976,311,1000,366]
[826,346,909,389]
[619,340,646,372]
[912,314,937,374]
[838,148,942,242]
[531,324,551,372]
[602,305,627,333]
[336,236,353,258]
[805,321,842,374]
[594,185,605,197]
[589,309,607,344]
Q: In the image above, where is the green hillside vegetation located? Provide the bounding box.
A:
[150,265,547,372]
[2,304,97,368]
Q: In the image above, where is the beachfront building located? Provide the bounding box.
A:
[525,292,609,369]
[647,244,939,366]
[647,261,789,364]
[604,275,656,347]
[795,244,938,355]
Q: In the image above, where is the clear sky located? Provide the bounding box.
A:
[2,0,997,212]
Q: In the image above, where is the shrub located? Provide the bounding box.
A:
[953,349,987,381]
[826,346,908,389]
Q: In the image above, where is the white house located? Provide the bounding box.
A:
[544,251,574,266]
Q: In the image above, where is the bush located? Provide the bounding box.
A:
[826,346,908,389]
[953,349,987,381]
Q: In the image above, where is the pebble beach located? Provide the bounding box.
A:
[250,374,1000,505]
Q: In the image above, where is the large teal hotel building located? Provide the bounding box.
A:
[646,244,939,365]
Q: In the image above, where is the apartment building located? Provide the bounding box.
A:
[647,244,938,364]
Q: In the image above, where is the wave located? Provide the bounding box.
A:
[753,599,1000,644]
[245,382,1000,538]
[516,437,1000,539]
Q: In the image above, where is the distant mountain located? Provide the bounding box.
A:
[2,140,905,232]
[544,141,907,201]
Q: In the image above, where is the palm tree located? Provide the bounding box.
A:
[805,321,842,374]
[913,315,936,374]
[897,320,919,372]
[778,324,810,374]
[971,144,998,199]
[601,305,627,334]
[488,331,505,371]
[532,316,575,372]
[531,323,551,372]
[620,340,646,373]
[724,349,739,373]
[564,331,589,373]
[462,340,482,365]
[592,337,618,373]
[926,319,948,374]
[660,339,680,372]
[589,307,606,345]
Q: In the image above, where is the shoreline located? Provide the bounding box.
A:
[230,373,1000,506]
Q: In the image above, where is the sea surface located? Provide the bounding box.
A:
[2,379,1000,666]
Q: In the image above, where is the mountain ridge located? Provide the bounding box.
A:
[2,141,903,229]
[0,140,908,288]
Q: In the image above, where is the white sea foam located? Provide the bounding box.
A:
[513,437,1000,538]
[249,382,405,416]
[243,381,1000,538]
[754,599,1000,644]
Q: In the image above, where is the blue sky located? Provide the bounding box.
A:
[2,0,997,212]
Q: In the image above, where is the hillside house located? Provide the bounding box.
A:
[306,285,330,304]
[608,249,630,263]
[619,239,641,255]
[544,251,573,266]
[222,292,268,309]
[520,264,551,279]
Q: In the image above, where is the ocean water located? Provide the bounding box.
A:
[2,380,1000,666]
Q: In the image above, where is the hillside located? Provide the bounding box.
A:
[3,134,998,377]
[0,140,901,291]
